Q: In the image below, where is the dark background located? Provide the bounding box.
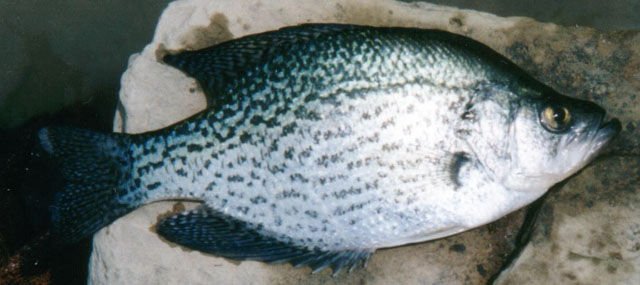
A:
[0,0,638,284]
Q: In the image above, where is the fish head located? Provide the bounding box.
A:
[461,83,620,193]
[501,89,621,192]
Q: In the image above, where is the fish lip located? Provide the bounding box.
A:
[589,117,621,152]
[596,118,621,141]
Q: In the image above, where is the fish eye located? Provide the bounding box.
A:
[540,104,572,133]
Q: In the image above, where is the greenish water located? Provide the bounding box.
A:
[0,0,173,129]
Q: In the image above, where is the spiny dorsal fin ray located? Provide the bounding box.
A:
[162,24,359,106]
[156,205,372,275]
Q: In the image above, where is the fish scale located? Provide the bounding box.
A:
[134,27,530,248]
[39,24,621,274]
[132,79,495,251]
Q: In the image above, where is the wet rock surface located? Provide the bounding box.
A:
[93,0,639,284]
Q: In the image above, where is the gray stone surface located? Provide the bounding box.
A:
[492,26,640,284]
[495,157,640,284]
[93,0,639,284]
[421,0,640,30]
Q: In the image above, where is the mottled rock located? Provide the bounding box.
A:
[93,0,639,284]
[498,27,640,155]
[492,24,640,285]
[495,157,640,284]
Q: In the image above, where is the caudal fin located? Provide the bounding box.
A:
[38,127,136,243]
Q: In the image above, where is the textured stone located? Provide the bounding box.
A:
[93,0,639,284]
[112,0,531,134]
[90,202,523,284]
[495,157,640,284]
[493,22,640,285]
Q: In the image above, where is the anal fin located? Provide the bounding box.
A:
[156,206,371,275]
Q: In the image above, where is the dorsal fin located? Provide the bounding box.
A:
[156,205,372,275]
[162,24,359,105]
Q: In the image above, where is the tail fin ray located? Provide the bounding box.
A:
[39,127,136,243]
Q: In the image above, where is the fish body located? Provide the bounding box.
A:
[39,24,620,273]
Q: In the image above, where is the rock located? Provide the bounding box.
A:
[490,26,640,283]
[112,0,531,134]
[490,23,640,285]
[90,202,523,284]
[498,27,640,152]
[495,157,640,284]
[93,0,639,284]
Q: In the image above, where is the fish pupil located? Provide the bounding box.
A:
[552,106,567,122]
[541,104,571,132]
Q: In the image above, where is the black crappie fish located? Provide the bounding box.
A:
[39,24,620,274]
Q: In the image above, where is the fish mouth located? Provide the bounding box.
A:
[589,117,621,153]
[596,118,621,142]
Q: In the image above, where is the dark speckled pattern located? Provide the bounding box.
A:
[130,24,540,252]
[41,24,620,274]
